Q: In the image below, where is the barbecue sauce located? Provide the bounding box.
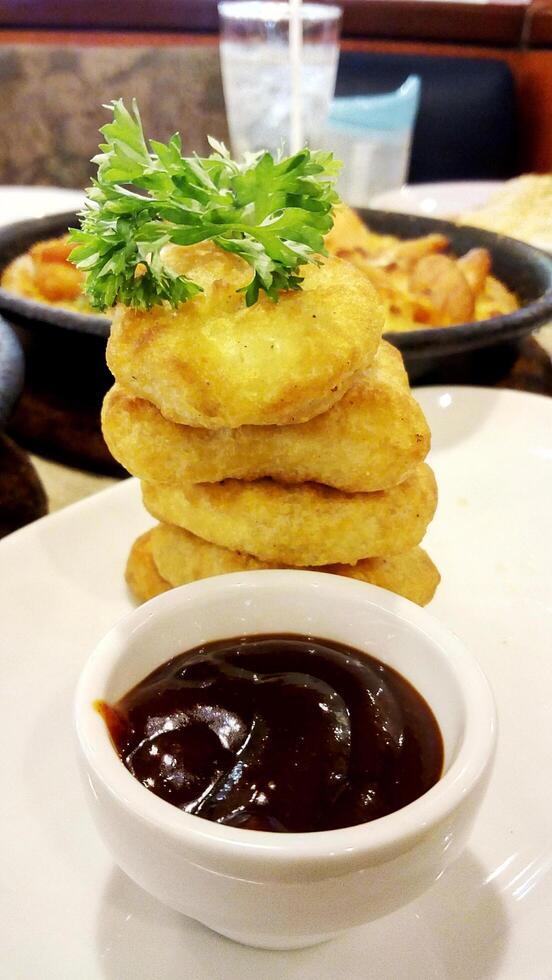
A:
[97,634,443,833]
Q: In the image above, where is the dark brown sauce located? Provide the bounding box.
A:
[97,634,443,833]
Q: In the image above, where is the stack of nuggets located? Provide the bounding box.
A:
[102,242,440,605]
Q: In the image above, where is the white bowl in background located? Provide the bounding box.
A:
[75,570,496,950]
[0,185,85,227]
[370,180,503,219]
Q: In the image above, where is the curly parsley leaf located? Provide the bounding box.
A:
[69,99,340,310]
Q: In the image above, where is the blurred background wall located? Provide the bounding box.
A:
[1,0,552,186]
[0,45,229,186]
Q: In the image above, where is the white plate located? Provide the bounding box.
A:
[0,185,85,227]
[1,386,551,979]
[371,181,504,220]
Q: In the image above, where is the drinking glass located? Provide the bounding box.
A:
[218,2,342,157]
[323,76,421,207]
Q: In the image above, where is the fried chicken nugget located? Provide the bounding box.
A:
[102,341,430,493]
[152,522,276,581]
[149,522,440,606]
[326,548,440,604]
[125,530,172,602]
[106,242,384,429]
[125,525,439,606]
[141,463,437,566]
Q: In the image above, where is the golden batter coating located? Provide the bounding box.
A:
[106,242,384,429]
[326,548,440,605]
[151,522,275,581]
[126,524,440,607]
[125,530,171,602]
[102,341,430,493]
[141,463,437,566]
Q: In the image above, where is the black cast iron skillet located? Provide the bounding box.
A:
[0,314,48,536]
[0,211,109,337]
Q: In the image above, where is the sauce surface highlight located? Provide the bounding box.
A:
[97,634,443,833]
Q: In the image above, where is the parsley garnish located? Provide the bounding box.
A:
[69,99,341,310]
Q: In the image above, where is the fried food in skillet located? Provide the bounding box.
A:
[327,546,440,604]
[325,205,519,331]
[1,236,91,311]
[141,463,437,567]
[106,242,384,429]
[102,341,430,493]
[324,203,382,254]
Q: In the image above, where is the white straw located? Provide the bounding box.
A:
[289,0,303,153]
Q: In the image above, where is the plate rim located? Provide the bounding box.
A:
[1,382,552,977]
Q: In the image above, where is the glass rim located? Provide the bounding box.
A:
[218,2,342,23]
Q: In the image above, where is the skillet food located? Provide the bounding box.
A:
[1,235,93,313]
[325,205,519,331]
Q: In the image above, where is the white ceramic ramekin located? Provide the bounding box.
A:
[75,570,496,950]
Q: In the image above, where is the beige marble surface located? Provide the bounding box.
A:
[30,454,118,513]
[0,44,228,187]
